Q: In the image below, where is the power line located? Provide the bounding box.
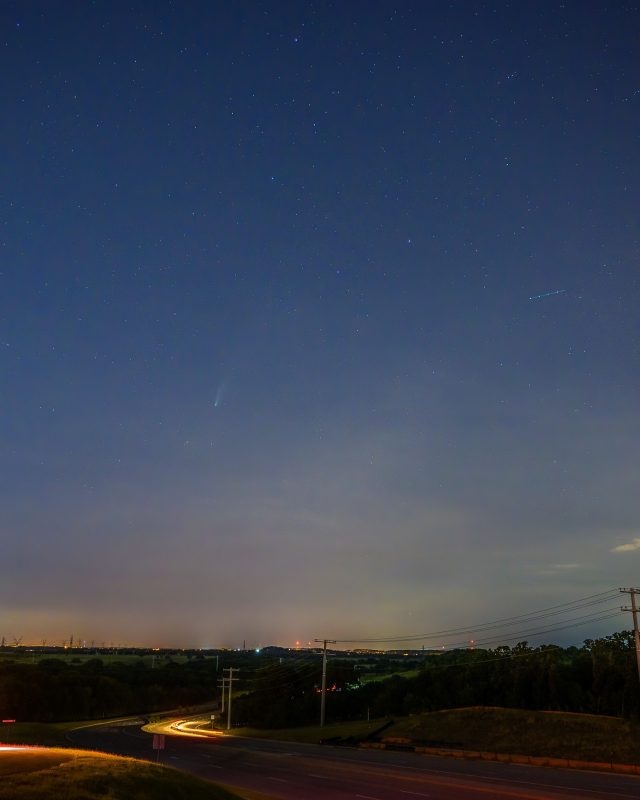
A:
[466,609,624,650]
[335,589,620,644]
[332,588,621,644]
[247,662,321,692]
[363,607,624,655]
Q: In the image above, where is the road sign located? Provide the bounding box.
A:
[152,734,165,750]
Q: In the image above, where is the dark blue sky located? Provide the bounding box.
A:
[1,1,638,647]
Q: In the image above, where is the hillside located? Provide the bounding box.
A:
[0,747,241,800]
[384,706,640,764]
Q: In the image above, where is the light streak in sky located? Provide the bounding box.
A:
[213,382,226,408]
[528,289,567,301]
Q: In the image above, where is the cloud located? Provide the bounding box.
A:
[611,538,640,553]
[535,563,583,577]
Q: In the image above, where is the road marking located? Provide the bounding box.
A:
[356,794,383,800]
[399,792,430,797]
[416,769,640,798]
[354,759,640,798]
[308,773,329,779]
[267,777,289,783]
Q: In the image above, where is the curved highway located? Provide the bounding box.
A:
[67,718,640,800]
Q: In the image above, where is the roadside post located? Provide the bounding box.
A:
[210,713,216,730]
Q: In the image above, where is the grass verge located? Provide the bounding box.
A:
[230,718,391,744]
[0,747,242,800]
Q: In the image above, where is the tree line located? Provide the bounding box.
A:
[233,631,640,727]
[0,658,218,722]
[1,632,637,725]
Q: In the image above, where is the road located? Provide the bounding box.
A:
[67,719,640,800]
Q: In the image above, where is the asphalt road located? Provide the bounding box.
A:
[67,720,640,800]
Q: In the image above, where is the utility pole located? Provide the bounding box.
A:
[224,667,238,730]
[314,638,336,727]
[218,673,226,713]
[620,587,640,684]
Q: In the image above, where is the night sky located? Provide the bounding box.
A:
[2,2,638,648]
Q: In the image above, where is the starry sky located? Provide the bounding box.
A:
[1,2,638,648]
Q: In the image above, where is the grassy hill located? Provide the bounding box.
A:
[384,706,640,764]
[0,747,242,800]
[227,706,640,766]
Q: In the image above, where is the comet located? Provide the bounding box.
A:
[213,382,226,408]
[529,289,567,301]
